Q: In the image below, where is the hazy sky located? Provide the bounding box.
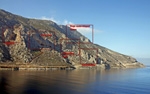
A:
[0,0,150,58]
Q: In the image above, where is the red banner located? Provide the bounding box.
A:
[70,25,90,28]
[69,24,90,31]
[70,27,77,31]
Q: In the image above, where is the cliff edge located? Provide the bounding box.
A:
[0,9,144,69]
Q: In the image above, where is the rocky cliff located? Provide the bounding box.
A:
[0,9,144,69]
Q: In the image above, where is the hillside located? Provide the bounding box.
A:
[0,9,144,69]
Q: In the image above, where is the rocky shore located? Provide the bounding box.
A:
[0,62,144,71]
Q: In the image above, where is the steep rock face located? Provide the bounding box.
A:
[0,9,144,68]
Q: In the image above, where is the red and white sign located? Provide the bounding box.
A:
[70,26,77,31]
[69,24,90,31]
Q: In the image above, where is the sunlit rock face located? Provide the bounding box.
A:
[0,9,144,68]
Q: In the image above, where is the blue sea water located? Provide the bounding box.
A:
[0,62,150,94]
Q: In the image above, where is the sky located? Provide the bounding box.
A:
[0,0,150,58]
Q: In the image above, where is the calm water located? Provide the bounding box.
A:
[0,67,150,94]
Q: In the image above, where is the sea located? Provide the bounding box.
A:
[0,60,150,94]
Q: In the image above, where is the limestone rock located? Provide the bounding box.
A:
[0,9,144,68]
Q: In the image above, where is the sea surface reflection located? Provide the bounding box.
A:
[0,67,150,94]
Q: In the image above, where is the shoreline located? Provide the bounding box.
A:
[0,63,145,71]
[0,63,75,70]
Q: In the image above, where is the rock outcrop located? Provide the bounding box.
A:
[0,9,144,69]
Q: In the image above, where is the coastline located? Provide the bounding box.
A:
[0,62,145,71]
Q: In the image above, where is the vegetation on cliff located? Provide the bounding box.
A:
[0,9,144,69]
